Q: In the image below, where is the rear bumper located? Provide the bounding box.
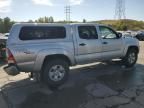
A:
[3,65,20,76]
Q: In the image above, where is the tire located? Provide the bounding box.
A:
[122,49,138,67]
[42,59,69,87]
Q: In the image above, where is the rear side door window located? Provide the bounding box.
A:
[78,26,98,39]
[19,26,66,40]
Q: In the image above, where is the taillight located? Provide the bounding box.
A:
[7,48,16,64]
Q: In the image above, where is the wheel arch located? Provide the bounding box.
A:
[33,49,75,73]
[122,45,139,67]
[127,46,139,54]
[42,54,72,68]
[123,45,139,57]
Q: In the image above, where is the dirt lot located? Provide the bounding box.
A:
[0,42,144,108]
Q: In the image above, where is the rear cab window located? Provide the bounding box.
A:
[19,26,66,40]
[78,26,98,39]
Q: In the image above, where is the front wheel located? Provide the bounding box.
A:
[122,49,138,67]
[42,59,69,87]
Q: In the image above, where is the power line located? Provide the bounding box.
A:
[65,6,71,23]
[115,0,126,20]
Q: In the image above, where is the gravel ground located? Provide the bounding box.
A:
[0,41,144,108]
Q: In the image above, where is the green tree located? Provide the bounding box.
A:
[35,16,52,23]
[38,17,44,23]
[44,16,49,23]
[0,18,4,33]
[0,17,15,33]
[49,16,54,23]
[3,17,11,32]
[28,20,34,23]
[83,19,86,23]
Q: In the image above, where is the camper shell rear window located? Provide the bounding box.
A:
[19,26,66,40]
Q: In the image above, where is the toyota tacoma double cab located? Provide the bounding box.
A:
[4,23,139,87]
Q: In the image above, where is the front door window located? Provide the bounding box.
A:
[99,26,118,39]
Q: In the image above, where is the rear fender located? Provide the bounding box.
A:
[33,48,75,73]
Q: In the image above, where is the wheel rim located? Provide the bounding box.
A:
[49,65,65,82]
[128,52,136,64]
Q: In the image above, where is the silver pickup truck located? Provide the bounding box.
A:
[4,23,139,87]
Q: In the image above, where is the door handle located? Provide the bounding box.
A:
[79,43,86,46]
[24,51,32,54]
[102,42,108,44]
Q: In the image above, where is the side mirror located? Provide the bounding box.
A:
[117,32,122,38]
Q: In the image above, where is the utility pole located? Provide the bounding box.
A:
[115,0,126,20]
[65,5,71,23]
[115,0,127,31]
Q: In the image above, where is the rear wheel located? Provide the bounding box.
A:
[42,59,69,87]
[122,49,138,67]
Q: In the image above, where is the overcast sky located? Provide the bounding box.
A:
[0,0,143,21]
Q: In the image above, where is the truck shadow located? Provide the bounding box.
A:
[1,61,144,108]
